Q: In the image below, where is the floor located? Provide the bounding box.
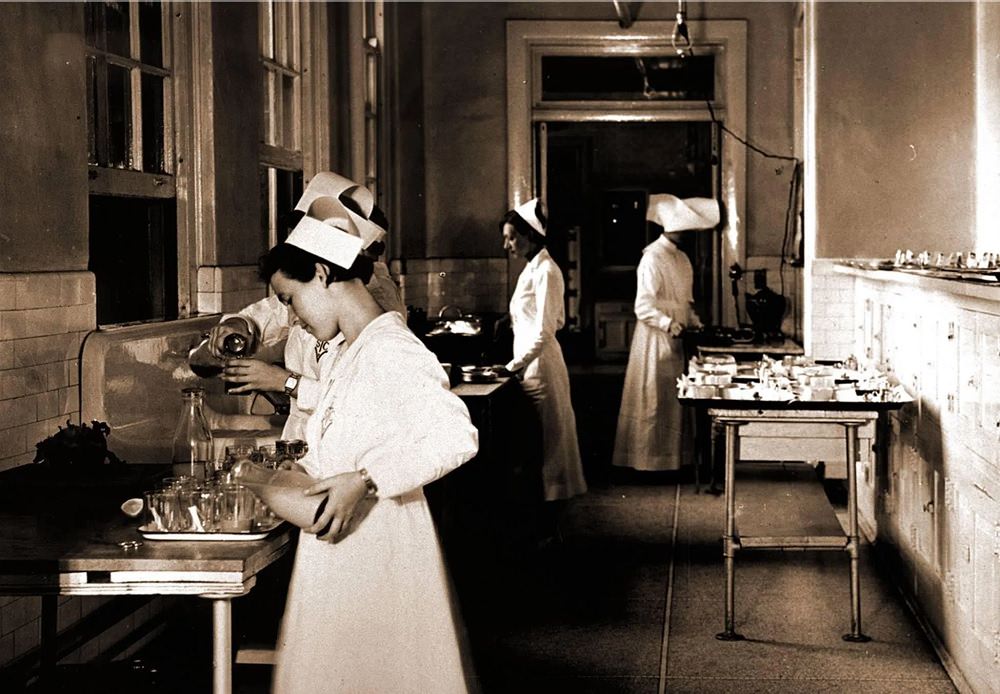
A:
[462,465,956,693]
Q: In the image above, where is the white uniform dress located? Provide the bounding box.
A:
[232,262,405,439]
[613,235,698,471]
[272,311,479,694]
[505,249,587,501]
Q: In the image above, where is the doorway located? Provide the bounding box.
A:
[543,120,720,363]
[506,19,748,358]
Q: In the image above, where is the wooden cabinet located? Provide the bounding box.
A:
[845,268,1000,694]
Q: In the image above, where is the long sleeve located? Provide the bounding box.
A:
[227,295,291,346]
[506,261,563,373]
[634,254,674,333]
[355,340,479,499]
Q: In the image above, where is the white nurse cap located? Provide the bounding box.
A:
[646,194,720,232]
[513,198,546,236]
[295,172,387,248]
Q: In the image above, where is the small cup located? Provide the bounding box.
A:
[217,483,256,532]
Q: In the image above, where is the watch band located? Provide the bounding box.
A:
[358,468,378,497]
[283,372,301,396]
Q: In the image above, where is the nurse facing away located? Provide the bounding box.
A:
[613,194,720,472]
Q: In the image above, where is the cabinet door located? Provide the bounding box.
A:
[957,311,981,443]
[977,313,1000,472]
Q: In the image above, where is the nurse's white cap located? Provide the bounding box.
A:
[514,198,546,236]
[294,171,386,247]
[285,205,364,270]
[646,194,720,232]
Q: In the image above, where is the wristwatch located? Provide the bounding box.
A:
[283,372,301,396]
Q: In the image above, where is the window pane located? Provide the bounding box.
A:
[275,169,303,243]
[139,1,164,68]
[261,0,275,59]
[281,73,296,149]
[541,55,715,101]
[260,167,272,243]
[262,68,276,145]
[141,72,165,172]
[105,1,131,58]
[85,1,104,49]
[87,55,99,165]
[107,63,133,168]
[89,196,178,324]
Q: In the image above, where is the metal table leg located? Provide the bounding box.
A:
[841,422,871,642]
[212,598,233,694]
[717,420,745,641]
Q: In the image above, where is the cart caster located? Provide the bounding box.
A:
[715,631,746,641]
[842,633,871,643]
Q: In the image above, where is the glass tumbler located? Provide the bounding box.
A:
[217,483,256,532]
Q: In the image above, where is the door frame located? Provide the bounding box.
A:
[506,19,747,328]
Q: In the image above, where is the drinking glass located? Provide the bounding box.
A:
[217,483,256,532]
[221,444,257,483]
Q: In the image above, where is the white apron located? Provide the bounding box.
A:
[505,249,587,501]
[613,236,697,471]
[272,312,479,694]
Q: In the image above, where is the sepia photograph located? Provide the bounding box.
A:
[0,0,997,692]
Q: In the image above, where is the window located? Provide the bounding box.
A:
[541,55,716,102]
[260,0,304,246]
[85,0,177,324]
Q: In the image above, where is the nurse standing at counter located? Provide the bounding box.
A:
[244,201,478,693]
[612,194,719,472]
[498,199,587,533]
[207,172,404,440]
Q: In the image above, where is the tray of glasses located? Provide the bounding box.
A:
[137,519,284,541]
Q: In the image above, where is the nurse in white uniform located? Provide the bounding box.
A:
[612,194,719,472]
[208,172,404,440]
[244,198,478,693]
[499,199,587,507]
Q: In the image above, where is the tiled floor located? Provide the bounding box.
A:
[465,465,956,694]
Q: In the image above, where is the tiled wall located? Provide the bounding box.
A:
[393,258,508,317]
[197,265,268,315]
[0,272,94,473]
[0,271,172,676]
[809,259,856,360]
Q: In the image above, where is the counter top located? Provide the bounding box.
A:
[832,260,1000,304]
[451,376,512,398]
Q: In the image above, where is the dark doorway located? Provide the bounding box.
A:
[543,121,719,365]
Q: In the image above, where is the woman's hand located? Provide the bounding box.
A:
[223,359,289,393]
[303,471,369,542]
[668,320,686,338]
[208,319,248,358]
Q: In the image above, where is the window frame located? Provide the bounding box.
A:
[86,0,176,197]
[259,0,329,248]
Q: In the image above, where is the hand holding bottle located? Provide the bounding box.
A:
[208,317,258,359]
[223,359,290,394]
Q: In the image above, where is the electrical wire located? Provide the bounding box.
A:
[705,99,802,300]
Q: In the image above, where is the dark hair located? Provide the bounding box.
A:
[369,205,390,233]
[499,207,547,248]
[258,243,375,286]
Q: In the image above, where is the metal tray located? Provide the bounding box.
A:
[138,521,282,542]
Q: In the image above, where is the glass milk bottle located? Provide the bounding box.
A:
[172,387,215,479]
